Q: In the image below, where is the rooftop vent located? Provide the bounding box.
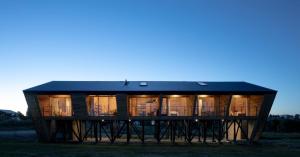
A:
[124,79,129,86]
[197,82,207,86]
[139,82,148,86]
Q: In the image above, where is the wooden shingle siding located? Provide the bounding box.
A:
[71,93,88,118]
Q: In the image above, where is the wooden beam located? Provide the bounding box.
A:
[127,120,130,143]
[94,121,98,143]
[142,121,145,144]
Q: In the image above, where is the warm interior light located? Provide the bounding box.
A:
[233,95,242,98]
[139,95,148,97]
[170,95,181,97]
[199,95,208,98]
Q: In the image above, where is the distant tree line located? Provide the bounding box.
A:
[264,114,300,132]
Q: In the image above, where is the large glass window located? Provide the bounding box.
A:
[230,95,264,116]
[230,95,248,116]
[38,95,72,117]
[161,96,193,116]
[129,96,159,116]
[86,96,117,116]
[249,95,263,116]
[197,95,215,116]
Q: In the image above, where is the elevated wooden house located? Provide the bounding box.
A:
[24,81,276,144]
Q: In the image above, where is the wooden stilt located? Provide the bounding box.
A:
[198,121,201,142]
[156,120,160,143]
[234,120,237,143]
[203,121,207,143]
[94,121,98,143]
[212,120,215,142]
[110,120,115,143]
[218,120,221,143]
[225,120,228,140]
[99,121,102,142]
[79,120,83,143]
[142,120,145,144]
[127,120,130,143]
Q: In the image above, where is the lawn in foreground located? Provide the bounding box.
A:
[0,140,299,157]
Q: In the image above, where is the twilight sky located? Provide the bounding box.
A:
[0,0,299,114]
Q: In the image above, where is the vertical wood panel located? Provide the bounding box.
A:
[250,93,276,142]
[116,94,128,118]
[71,93,88,118]
[24,93,50,142]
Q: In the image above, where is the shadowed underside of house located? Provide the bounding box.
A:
[23,81,276,144]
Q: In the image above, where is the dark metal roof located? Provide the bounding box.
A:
[23,81,277,94]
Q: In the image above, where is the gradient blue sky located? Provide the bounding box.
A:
[0,0,299,114]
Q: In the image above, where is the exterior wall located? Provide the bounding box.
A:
[116,94,128,118]
[250,93,276,142]
[24,93,50,142]
[213,96,220,116]
[219,95,231,117]
[187,95,195,116]
[37,95,50,116]
[71,93,88,118]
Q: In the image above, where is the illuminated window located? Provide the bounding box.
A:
[249,95,263,116]
[197,96,215,116]
[161,96,193,116]
[129,96,159,116]
[87,96,117,116]
[230,95,248,116]
[38,95,72,117]
[229,95,264,116]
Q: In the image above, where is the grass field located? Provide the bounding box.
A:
[0,132,299,157]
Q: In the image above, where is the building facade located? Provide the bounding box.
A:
[24,81,276,144]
